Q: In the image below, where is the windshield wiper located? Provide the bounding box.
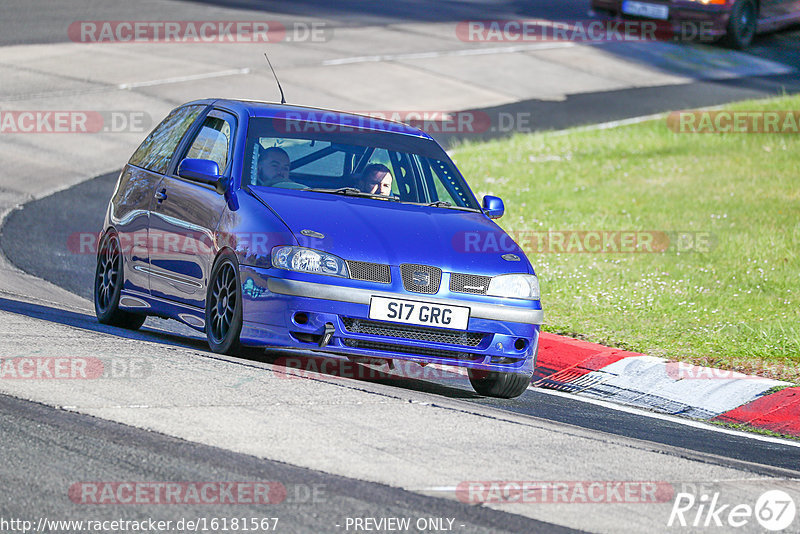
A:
[319,187,362,195]
[409,200,480,212]
[306,187,398,201]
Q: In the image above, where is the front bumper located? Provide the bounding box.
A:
[238,266,542,374]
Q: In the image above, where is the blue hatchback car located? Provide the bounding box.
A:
[95,99,543,398]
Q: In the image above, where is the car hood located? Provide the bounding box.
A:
[250,187,532,276]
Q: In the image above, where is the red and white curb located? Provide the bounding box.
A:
[534,333,800,438]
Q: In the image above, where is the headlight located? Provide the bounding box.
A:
[271,246,350,278]
[487,274,540,300]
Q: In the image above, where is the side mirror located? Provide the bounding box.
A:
[482,195,505,219]
[178,158,226,194]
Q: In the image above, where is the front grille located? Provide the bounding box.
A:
[400,264,442,294]
[341,317,484,347]
[343,339,482,361]
[450,273,491,295]
[346,260,391,283]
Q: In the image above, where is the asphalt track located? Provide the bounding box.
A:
[0,0,591,46]
[0,394,575,534]
[3,170,800,475]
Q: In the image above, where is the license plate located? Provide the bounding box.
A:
[621,0,669,20]
[368,296,470,330]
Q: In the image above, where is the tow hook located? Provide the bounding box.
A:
[319,322,335,347]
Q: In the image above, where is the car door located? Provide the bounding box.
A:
[113,104,205,295]
[149,108,236,308]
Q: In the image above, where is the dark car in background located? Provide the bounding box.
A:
[591,0,800,48]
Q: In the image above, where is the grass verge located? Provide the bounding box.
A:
[453,94,800,381]
[709,420,800,442]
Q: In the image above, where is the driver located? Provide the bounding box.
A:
[257,147,291,186]
[359,163,393,196]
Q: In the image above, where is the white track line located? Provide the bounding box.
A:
[533,386,800,448]
[558,99,748,134]
[117,68,250,90]
[322,42,575,66]
[431,362,797,447]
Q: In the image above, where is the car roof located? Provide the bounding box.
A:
[186,98,435,141]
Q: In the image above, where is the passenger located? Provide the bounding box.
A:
[359,163,393,196]
[257,147,291,186]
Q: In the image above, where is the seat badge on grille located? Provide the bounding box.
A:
[412,271,431,286]
[300,229,325,239]
[501,253,520,261]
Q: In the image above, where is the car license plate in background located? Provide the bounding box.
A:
[621,0,669,20]
[369,297,470,330]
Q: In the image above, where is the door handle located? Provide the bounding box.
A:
[154,190,167,202]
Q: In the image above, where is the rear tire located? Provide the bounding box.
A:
[205,252,243,355]
[468,369,532,399]
[723,0,757,49]
[94,232,146,330]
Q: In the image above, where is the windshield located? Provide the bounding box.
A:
[243,117,480,209]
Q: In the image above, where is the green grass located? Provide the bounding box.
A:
[452,94,800,381]
[709,420,800,442]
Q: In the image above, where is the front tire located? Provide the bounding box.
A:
[723,0,757,49]
[468,369,532,399]
[205,252,243,355]
[94,232,146,330]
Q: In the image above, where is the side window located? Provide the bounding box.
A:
[431,168,457,204]
[128,105,203,174]
[183,110,235,174]
[419,156,469,206]
[387,151,419,202]
[363,149,398,195]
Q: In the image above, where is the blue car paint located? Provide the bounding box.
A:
[248,187,534,275]
[101,98,542,377]
[237,266,539,375]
